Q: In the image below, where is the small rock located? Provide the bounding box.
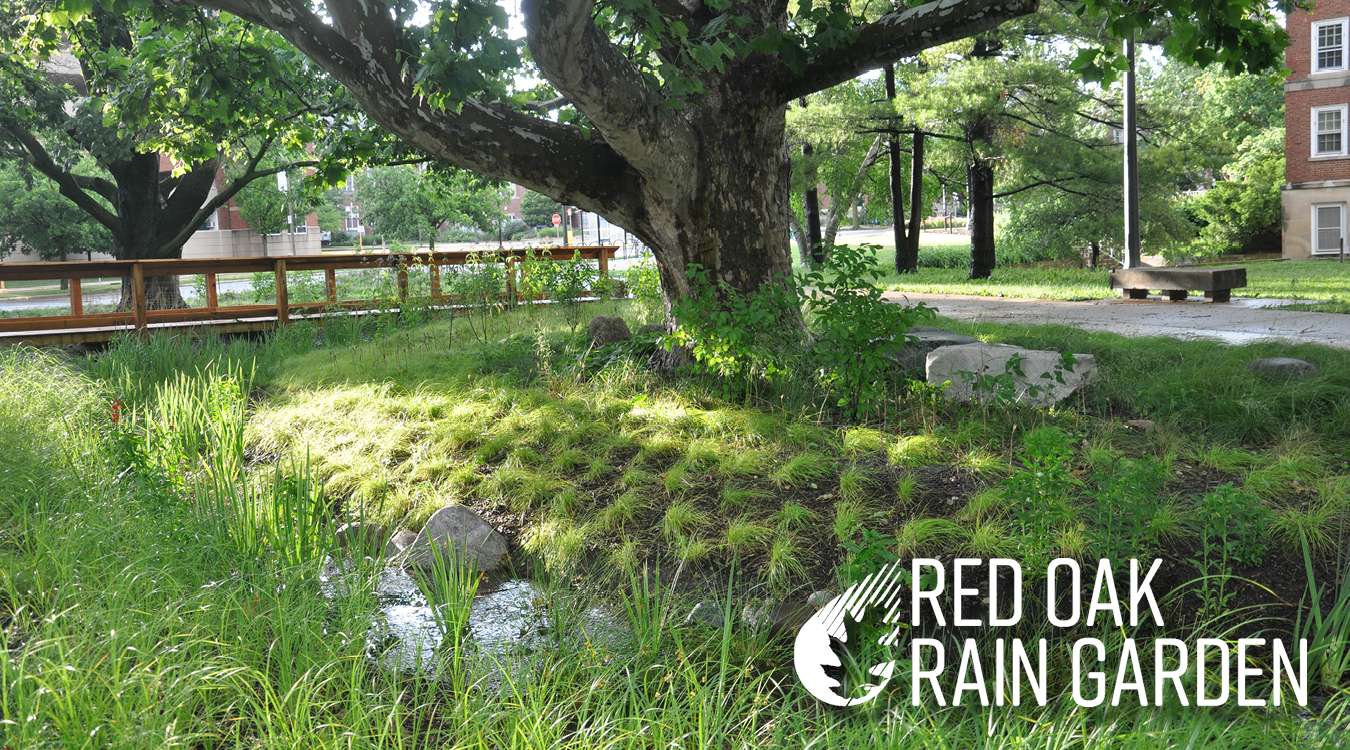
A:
[742,600,814,633]
[404,505,509,574]
[685,600,726,628]
[807,590,837,609]
[926,344,1097,406]
[1123,419,1155,432]
[880,327,981,371]
[384,529,418,558]
[1246,357,1318,380]
[335,521,387,555]
[587,316,632,346]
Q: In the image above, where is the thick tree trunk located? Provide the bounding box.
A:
[967,159,996,280]
[907,131,926,265]
[119,274,188,310]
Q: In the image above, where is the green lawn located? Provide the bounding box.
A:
[838,241,1350,304]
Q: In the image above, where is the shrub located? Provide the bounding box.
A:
[802,243,934,418]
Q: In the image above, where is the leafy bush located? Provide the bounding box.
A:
[1002,426,1078,574]
[625,259,664,324]
[668,265,802,390]
[802,243,934,417]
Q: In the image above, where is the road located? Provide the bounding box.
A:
[0,278,254,312]
[884,291,1350,349]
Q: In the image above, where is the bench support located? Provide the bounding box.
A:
[1122,289,1148,300]
[1204,290,1231,303]
[1167,290,1188,301]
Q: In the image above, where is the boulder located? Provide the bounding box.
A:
[588,316,632,346]
[880,327,981,371]
[926,344,1097,406]
[685,600,726,628]
[335,521,387,556]
[807,590,838,610]
[1246,357,1318,380]
[638,323,667,335]
[741,600,813,633]
[384,529,419,558]
[404,505,509,574]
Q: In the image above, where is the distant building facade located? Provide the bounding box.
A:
[1284,1,1350,259]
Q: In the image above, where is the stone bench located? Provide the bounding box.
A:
[1108,267,1247,302]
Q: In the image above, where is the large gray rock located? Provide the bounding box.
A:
[741,600,813,633]
[1246,357,1318,380]
[336,521,387,556]
[588,316,632,346]
[384,529,419,558]
[685,600,726,628]
[881,327,981,371]
[404,506,509,574]
[926,343,1097,406]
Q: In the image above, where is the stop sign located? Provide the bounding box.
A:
[551,214,562,227]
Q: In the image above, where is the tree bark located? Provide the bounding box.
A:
[967,159,996,280]
[885,65,911,274]
[803,141,824,269]
[907,131,926,266]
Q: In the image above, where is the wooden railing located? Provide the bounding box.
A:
[0,246,618,345]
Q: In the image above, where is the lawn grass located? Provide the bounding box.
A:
[838,240,1350,304]
[3,299,1350,746]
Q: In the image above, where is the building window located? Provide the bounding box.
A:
[1316,19,1348,72]
[1313,105,1347,156]
[196,211,218,231]
[1315,204,1345,254]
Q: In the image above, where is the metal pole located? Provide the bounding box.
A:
[1123,30,1141,269]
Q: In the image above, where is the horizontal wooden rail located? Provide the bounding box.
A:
[0,247,619,346]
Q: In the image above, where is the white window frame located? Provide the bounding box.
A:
[1313,203,1346,255]
[1312,104,1348,157]
[1314,18,1349,73]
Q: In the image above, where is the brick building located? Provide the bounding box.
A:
[1284,1,1350,258]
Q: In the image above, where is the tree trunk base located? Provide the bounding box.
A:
[120,274,189,311]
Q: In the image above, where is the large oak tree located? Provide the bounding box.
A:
[129,0,1294,316]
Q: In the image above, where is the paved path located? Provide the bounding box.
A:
[882,292,1350,349]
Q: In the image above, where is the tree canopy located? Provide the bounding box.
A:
[0,160,114,262]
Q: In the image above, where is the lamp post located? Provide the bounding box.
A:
[1123,30,1141,269]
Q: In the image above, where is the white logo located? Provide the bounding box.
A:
[793,561,908,706]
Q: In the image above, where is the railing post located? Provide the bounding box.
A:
[397,260,409,301]
[325,268,338,303]
[598,246,610,277]
[130,263,147,332]
[205,272,218,309]
[274,258,289,325]
[505,257,517,305]
[429,263,441,300]
[70,277,83,317]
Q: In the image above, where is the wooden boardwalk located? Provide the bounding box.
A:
[0,247,617,346]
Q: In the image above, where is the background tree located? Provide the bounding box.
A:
[356,164,508,250]
[0,2,338,307]
[518,190,563,229]
[0,162,115,286]
[233,174,289,256]
[143,0,1291,320]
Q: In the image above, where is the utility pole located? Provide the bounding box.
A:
[1123,31,1141,269]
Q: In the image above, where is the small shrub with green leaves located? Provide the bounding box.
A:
[625,259,665,324]
[800,243,935,418]
[1002,426,1079,573]
[667,264,801,392]
[1196,484,1271,569]
[1088,457,1169,561]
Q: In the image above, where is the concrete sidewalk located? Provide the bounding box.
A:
[882,292,1350,349]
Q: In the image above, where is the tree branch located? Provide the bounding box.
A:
[775,0,1038,101]
[2,121,122,239]
[155,0,651,228]
[523,0,697,196]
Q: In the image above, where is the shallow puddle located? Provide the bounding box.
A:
[322,558,627,676]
